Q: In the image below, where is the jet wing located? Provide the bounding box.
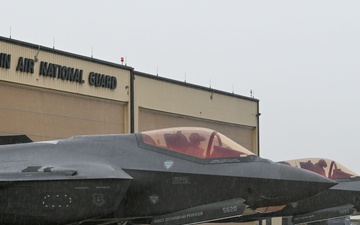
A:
[151,198,247,225]
[0,163,133,224]
[0,163,132,181]
[0,134,32,145]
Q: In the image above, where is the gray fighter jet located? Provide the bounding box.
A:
[275,158,360,224]
[0,128,335,225]
[225,158,360,225]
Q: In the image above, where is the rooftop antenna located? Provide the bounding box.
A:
[53,38,55,49]
[91,47,93,58]
[232,85,234,94]
[125,55,127,66]
[34,45,40,62]
[9,26,11,39]
[209,79,212,88]
[184,73,187,83]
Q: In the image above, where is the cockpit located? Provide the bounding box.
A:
[140,127,254,159]
[280,158,358,179]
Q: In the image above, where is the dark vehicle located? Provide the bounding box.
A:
[280,158,360,224]
[0,128,334,224]
[227,158,359,225]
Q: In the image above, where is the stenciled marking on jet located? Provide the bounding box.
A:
[95,186,111,189]
[172,176,191,185]
[75,187,90,190]
[153,211,204,224]
[149,195,159,205]
[163,160,174,170]
[92,193,106,206]
[339,208,351,215]
[222,205,238,214]
[291,202,298,208]
[42,194,72,208]
[293,214,316,222]
[210,158,241,164]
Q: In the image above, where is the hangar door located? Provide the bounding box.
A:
[0,83,126,141]
[138,108,256,153]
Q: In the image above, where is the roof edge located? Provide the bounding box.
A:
[0,36,134,71]
[134,70,259,102]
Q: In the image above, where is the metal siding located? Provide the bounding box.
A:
[0,82,126,141]
[134,75,258,127]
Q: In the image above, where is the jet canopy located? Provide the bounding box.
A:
[140,127,255,159]
[281,158,358,179]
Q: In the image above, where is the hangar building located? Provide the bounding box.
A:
[0,36,260,155]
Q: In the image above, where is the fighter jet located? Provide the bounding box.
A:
[277,158,360,224]
[0,128,334,225]
[226,158,360,225]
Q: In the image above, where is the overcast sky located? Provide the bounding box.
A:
[2,1,360,173]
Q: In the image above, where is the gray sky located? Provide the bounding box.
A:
[2,1,360,173]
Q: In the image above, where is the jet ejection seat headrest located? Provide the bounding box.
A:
[189,133,206,144]
[318,159,327,168]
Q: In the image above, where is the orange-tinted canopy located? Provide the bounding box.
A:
[281,158,358,179]
[141,127,254,159]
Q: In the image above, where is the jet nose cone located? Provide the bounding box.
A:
[278,163,336,200]
[251,163,336,208]
[242,160,337,209]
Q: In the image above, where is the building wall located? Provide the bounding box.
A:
[0,37,132,139]
[134,73,259,154]
[0,40,130,101]
[0,82,126,141]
